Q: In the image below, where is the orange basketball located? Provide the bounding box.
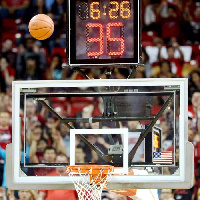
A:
[28,14,54,40]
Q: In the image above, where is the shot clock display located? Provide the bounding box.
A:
[68,0,141,66]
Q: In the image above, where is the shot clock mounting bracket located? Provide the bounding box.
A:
[68,0,141,67]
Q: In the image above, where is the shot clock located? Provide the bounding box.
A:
[68,0,141,66]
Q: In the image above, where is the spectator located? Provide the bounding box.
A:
[49,0,66,24]
[142,47,152,78]
[0,188,6,199]
[0,112,12,150]
[49,12,67,52]
[30,125,67,163]
[46,54,67,80]
[158,2,182,44]
[192,5,200,42]
[40,146,56,163]
[29,125,46,163]
[144,1,159,27]
[7,189,15,200]
[0,90,12,114]
[0,39,17,69]
[75,144,86,163]
[30,137,48,163]
[0,0,30,19]
[16,36,46,79]
[143,0,166,34]
[60,123,70,157]
[141,0,150,26]
[43,117,57,145]
[28,0,48,20]
[158,42,184,77]
[0,57,15,87]
[37,154,78,200]
[22,56,43,80]
[191,90,200,132]
[188,70,200,104]
[50,127,67,155]
[18,190,36,200]
[25,99,47,141]
[159,189,174,200]
[184,5,200,44]
[157,60,174,78]
[34,146,56,176]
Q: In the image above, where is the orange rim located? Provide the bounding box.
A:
[67,165,114,173]
[67,165,114,185]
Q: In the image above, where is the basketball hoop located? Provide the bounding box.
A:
[66,165,114,200]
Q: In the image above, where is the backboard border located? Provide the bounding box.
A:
[7,78,193,189]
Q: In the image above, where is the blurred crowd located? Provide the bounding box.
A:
[0,0,200,200]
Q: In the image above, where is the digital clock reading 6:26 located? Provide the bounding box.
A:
[78,1,131,20]
[69,0,140,66]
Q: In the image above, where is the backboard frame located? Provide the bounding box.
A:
[7,78,194,190]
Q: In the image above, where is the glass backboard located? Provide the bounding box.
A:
[7,78,193,190]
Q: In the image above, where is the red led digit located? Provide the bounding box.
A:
[106,22,125,56]
[86,23,103,57]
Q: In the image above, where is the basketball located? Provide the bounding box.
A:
[28,14,54,40]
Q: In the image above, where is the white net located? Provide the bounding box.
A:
[67,166,113,200]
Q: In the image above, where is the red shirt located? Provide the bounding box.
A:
[34,167,55,176]
[0,126,12,149]
[1,66,15,78]
[2,0,29,7]
[40,190,78,200]
[36,152,44,163]
[161,17,181,39]
[168,58,183,78]
[39,170,78,200]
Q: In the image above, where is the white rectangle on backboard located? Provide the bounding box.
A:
[70,128,129,174]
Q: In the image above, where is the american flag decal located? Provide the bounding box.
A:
[153,151,173,164]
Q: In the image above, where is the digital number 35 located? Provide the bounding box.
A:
[86,22,125,57]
